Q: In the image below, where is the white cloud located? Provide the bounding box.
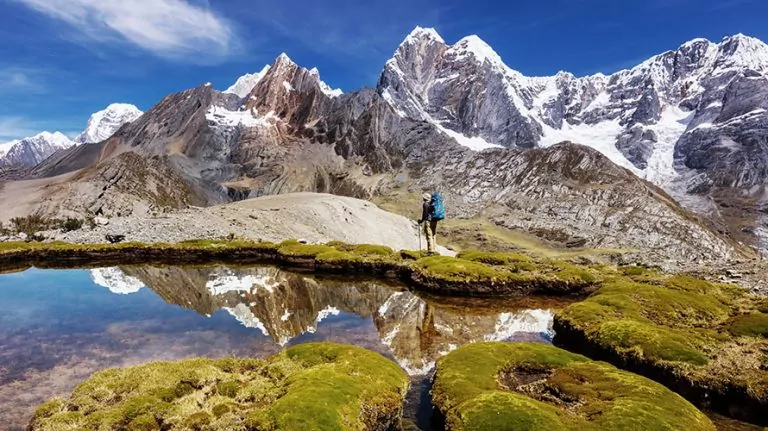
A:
[0,68,46,94]
[13,0,238,61]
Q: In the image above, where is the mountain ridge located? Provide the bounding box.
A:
[0,30,763,263]
[0,104,143,169]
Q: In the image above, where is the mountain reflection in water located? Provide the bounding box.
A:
[0,265,570,430]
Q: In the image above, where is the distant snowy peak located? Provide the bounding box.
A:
[75,103,143,144]
[0,140,17,158]
[224,64,271,98]
[401,26,444,45]
[90,267,145,295]
[309,67,343,97]
[0,131,74,167]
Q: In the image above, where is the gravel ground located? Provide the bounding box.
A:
[41,193,454,255]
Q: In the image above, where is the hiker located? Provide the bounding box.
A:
[418,192,445,254]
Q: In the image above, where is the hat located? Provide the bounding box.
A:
[422,192,432,201]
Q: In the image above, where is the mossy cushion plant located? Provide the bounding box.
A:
[431,342,716,431]
[29,343,409,431]
[316,244,400,265]
[555,274,768,423]
[412,253,602,296]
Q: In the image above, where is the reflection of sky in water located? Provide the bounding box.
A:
[0,266,558,430]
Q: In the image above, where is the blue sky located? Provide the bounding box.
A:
[1,0,766,142]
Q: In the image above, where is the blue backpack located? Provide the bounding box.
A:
[430,192,445,221]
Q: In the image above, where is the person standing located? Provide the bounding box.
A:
[418,192,444,254]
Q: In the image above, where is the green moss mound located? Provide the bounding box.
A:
[276,241,336,259]
[29,343,409,431]
[555,274,768,424]
[411,253,603,296]
[729,313,768,338]
[432,342,715,431]
[456,250,532,265]
[316,244,399,265]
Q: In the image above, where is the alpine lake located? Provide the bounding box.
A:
[0,264,567,430]
[0,263,761,430]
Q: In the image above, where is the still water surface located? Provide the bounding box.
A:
[0,265,564,430]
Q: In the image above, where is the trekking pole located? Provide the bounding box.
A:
[418,221,422,252]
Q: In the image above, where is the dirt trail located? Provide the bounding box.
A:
[48,193,454,254]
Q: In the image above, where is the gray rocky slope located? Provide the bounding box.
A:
[380,28,768,251]
[0,48,750,267]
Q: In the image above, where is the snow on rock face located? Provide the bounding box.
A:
[224,304,270,336]
[74,103,143,144]
[0,131,74,167]
[378,27,768,196]
[205,106,277,129]
[0,141,16,158]
[206,269,280,296]
[224,65,271,98]
[308,67,343,98]
[484,309,554,342]
[90,267,145,295]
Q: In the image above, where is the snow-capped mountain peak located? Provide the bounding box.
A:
[275,52,294,67]
[309,67,343,97]
[715,33,768,72]
[449,34,504,66]
[75,103,143,144]
[36,131,71,144]
[0,131,74,167]
[403,26,445,45]
[0,140,18,158]
[90,267,145,295]
[224,65,271,98]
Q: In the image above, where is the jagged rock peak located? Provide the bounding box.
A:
[224,64,271,98]
[448,34,505,65]
[275,52,294,66]
[403,26,445,44]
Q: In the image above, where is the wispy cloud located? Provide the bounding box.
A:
[0,68,47,95]
[12,0,239,62]
[244,0,446,65]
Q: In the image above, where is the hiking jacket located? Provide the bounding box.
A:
[420,200,433,223]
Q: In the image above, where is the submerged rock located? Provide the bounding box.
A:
[28,343,409,431]
[554,269,768,425]
[431,342,716,431]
